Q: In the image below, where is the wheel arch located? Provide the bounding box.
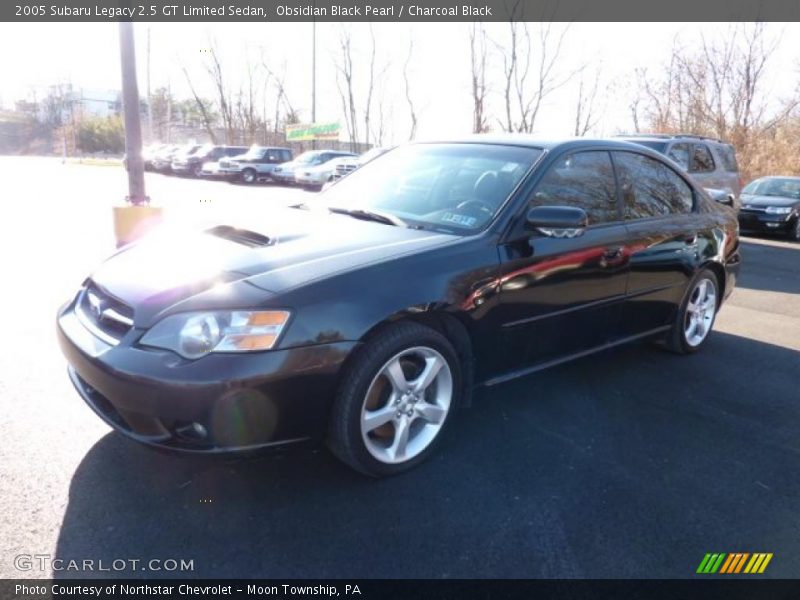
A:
[700,260,726,305]
[350,307,477,408]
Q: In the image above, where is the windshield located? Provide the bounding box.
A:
[318,143,542,233]
[192,143,215,156]
[742,178,800,199]
[295,151,323,165]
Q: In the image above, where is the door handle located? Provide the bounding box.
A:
[602,246,625,260]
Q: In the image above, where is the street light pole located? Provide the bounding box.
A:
[311,16,317,149]
[119,21,147,205]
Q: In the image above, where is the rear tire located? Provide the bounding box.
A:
[663,269,719,354]
[328,321,462,477]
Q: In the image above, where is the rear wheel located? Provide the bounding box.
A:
[241,168,257,184]
[328,322,461,477]
[663,269,719,354]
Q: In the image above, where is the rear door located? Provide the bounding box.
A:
[496,150,630,373]
[612,150,697,336]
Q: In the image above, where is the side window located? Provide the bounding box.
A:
[530,151,619,226]
[266,150,280,163]
[282,150,292,162]
[691,144,715,172]
[667,143,690,170]
[716,145,739,173]
[614,152,694,219]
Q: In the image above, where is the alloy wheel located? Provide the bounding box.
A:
[360,346,452,464]
[684,278,717,347]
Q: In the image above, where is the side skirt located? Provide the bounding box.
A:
[482,325,671,388]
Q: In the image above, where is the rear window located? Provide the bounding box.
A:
[716,144,739,173]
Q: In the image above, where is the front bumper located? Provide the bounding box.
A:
[737,212,795,233]
[57,306,357,453]
[295,173,327,187]
[271,171,296,184]
[170,162,198,175]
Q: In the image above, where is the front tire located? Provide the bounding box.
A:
[328,322,462,477]
[789,217,800,242]
[241,168,257,184]
[664,269,719,354]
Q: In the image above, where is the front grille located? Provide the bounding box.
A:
[75,284,134,345]
[335,163,357,175]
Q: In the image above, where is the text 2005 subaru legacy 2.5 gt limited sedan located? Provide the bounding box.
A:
[58,138,741,476]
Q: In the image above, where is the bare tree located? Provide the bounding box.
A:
[363,25,378,147]
[334,27,359,150]
[573,64,603,136]
[635,23,796,179]
[469,23,490,133]
[181,65,217,143]
[202,38,236,143]
[262,58,297,133]
[494,5,574,133]
[403,37,418,141]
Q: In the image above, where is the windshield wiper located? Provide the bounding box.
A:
[328,207,408,227]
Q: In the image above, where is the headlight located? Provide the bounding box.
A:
[765,206,793,215]
[140,310,291,359]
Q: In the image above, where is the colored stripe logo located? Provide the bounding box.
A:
[696,553,773,574]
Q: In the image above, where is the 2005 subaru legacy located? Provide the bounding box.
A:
[57,138,741,476]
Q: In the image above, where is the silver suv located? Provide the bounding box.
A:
[617,134,742,208]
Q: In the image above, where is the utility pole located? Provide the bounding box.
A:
[311,16,317,149]
[146,27,153,143]
[119,21,147,204]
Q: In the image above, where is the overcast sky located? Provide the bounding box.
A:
[1,22,798,142]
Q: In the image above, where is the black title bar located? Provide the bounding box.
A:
[5,579,800,600]
[6,0,800,22]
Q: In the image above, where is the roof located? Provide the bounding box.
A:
[415,134,658,153]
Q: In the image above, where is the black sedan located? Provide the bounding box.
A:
[738,176,800,241]
[57,138,741,477]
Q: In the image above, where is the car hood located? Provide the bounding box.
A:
[89,208,455,323]
[741,194,799,207]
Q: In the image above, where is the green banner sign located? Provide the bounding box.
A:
[285,122,341,141]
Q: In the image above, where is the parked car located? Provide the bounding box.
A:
[272,150,356,185]
[215,146,293,183]
[56,138,740,476]
[331,147,390,182]
[152,144,199,173]
[617,134,742,209]
[738,176,800,241]
[142,143,167,171]
[172,144,248,177]
[295,153,358,190]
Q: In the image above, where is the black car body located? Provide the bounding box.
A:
[172,145,248,177]
[57,138,740,476]
[737,176,800,241]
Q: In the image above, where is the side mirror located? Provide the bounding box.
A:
[526,205,588,238]
[704,187,735,207]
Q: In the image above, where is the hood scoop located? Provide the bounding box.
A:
[205,225,274,248]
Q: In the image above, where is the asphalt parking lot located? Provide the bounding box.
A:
[1,156,798,579]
